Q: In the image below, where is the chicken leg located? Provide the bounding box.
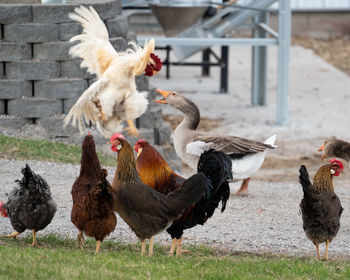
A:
[5,231,20,240]
[95,240,101,255]
[169,238,176,256]
[176,237,188,256]
[125,120,139,137]
[30,229,37,247]
[235,178,251,195]
[76,230,85,249]
[141,239,146,256]
[315,242,321,260]
[91,97,107,122]
[323,240,330,261]
[149,236,154,257]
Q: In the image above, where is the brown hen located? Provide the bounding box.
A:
[71,134,117,254]
[299,159,344,261]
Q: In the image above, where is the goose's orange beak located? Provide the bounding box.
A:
[318,144,326,160]
[155,89,170,104]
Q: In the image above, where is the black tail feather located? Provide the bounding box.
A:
[194,150,232,221]
[299,165,313,198]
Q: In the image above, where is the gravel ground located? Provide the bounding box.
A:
[1,159,350,259]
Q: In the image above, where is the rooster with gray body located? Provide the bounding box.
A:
[0,164,57,246]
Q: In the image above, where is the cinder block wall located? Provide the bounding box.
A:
[0,0,171,147]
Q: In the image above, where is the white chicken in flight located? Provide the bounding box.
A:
[64,6,162,137]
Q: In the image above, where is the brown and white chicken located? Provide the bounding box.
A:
[63,6,162,137]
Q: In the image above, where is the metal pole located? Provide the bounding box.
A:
[277,0,291,125]
[166,45,170,79]
[220,46,229,93]
[252,12,269,106]
[202,48,210,76]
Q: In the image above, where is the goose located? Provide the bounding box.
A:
[155,89,277,195]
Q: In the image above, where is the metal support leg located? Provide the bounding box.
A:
[252,12,268,106]
[220,46,229,93]
[202,48,210,76]
[277,0,291,125]
[166,45,171,79]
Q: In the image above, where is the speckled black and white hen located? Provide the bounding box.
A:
[0,164,57,246]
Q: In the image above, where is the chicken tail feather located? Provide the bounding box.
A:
[299,165,313,198]
[163,173,206,218]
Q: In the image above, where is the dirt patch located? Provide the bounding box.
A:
[293,36,350,76]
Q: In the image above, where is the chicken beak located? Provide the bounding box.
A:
[107,141,113,145]
[137,147,143,157]
[155,89,169,104]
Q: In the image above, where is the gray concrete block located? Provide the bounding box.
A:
[94,0,122,19]
[0,80,32,99]
[0,43,31,61]
[157,123,172,145]
[8,97,62,118]
[33,41,73,61]
[4,23,59,43]
[110,37,127,52]
[0,115,31,129]
[35,78,87,99]
[38,115,78,138]
[7,61,60,80]
[136,75,149,92]
[58,22,82,41]
[126,31,137,43]
[32,4,76,23]
[0,62,3,78]
[33,0,120,23]
[106,15,128,38]
[137,108,163,129]
[63,97,78,114]
[61,60,95,79]
[0,100,5,114]
[0,5,32,24]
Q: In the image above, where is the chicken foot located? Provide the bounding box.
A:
[235,178,251,195]
[76,230,85,249]
[4,231,20,240]
[91,97,107,122]
[125,120,139,137]
[169,238,176,256]
[323,240,330,261]
[168,237,189,256]
[176,237,189,256]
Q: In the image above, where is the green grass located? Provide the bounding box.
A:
[0,134,115,166]
[0,235,349,280]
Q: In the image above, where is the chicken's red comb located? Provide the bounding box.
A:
[136,139,147,144]
[330,159,344,170]
[110,133,125,142]
[150,53,162,71]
